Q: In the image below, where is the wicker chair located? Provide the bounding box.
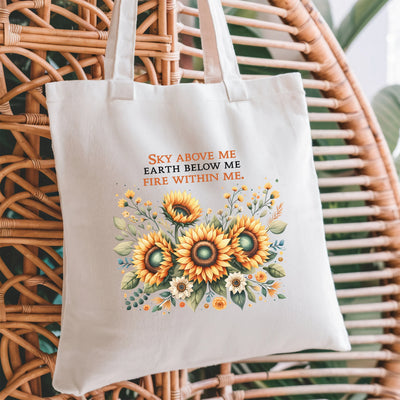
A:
[0,0,400,399]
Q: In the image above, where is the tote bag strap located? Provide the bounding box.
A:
[104,0,248,102]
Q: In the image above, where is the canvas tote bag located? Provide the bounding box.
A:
[46,0,350,395]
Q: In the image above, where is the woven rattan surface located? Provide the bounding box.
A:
[0,0,400,398]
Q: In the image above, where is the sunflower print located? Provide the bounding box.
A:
[133,231,174,285]
[175,224,233,283]
[229,215,270,270]
[115,182,287,312]
[162,190,202,225]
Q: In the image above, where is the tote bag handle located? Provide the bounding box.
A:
[104,0,248,102]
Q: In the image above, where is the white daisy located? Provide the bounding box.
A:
[225,272,246,294]
[169,276,194,300]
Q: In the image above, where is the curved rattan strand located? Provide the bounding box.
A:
[0,0,400,398]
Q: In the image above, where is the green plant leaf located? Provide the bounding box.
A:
[115,235,124,241]
[230,291,246,309]
[210,215,222,229]
[265,264,286,278]
[121,271,140,290]
[335,0,390,51]
[372,84,400,151]
[160,291,170,298]
[265,251,277,262]
[268,220,287,234]
[144,280,170,294]
[210,279,227,298]
[113,216,127,230]
[245,285,256,303]
[313,0,333,28]
[187,282,207,311]
[113,241,134,256]
[128,224,137,236]
[277,293,286,299]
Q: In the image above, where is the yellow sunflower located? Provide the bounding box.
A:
[162,191,202,225]
[175,224,232,283]
[229,215,270,270]
[133,232,174,286]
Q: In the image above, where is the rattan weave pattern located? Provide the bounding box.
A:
[0,0,400,399]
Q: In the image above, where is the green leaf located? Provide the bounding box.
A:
[268,220,287,234]
[210,279,227,298]
[259,209,268,218]
[160,291,170,298]
[265,251,277,262]
[144,280,170,294]
[261,286,267,297]
[210,215,222,229]
[152,305,162,312]
[121,271,140,290]
[187,282,207,311]
[128,224,137,236]
[266,280,275,285]
[245,286,256,303]
[113,241,134,256]
[277,294,286,299]
[230,291,246,310]
[115,235,125,241]
[171,297,176,307]
[113,216,127,230]
[372,84,400,153]
[313,0,333,28]
[335,0,390,51]
[266,263,286,278]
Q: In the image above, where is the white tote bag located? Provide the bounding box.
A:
[46,0,350,395]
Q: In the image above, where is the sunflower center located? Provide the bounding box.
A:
[177,283,187,292]
[173,204,190,217]
[144,246,164,273]
[238,230,259,258]
[191,241,218,267]
[232,278,241,287]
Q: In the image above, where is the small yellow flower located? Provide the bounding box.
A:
[125,190,135,199]
[259,296,263,301]
[278,257,283,262]
[241,185,247,191]
[122,211,129,218]
[234,204,239,208]
[121,270,125,274]
[232,186,238,192]
[124,293,127,298]
[271,190,280,199]
[212,297,227,310]
[264,182,272,190]
[207,208,212,214]
[118,199,128,208]
[271,200,275,206]
[143,305,150,311]
[254,286,261,292]
[152,211,158,218]
[115,194,119,197]
[247,202,252,207]
[217,210,223,215]
[204,303,209,309]
[255,270,267,283]
[144,200,152,206]
[238,195,244,202]
[224,204,229,208]
[224,193,231,199]
[135,197,142,204]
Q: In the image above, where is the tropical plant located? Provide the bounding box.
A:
[0,1,395,399]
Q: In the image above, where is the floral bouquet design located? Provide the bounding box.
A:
[113,183,287,313]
